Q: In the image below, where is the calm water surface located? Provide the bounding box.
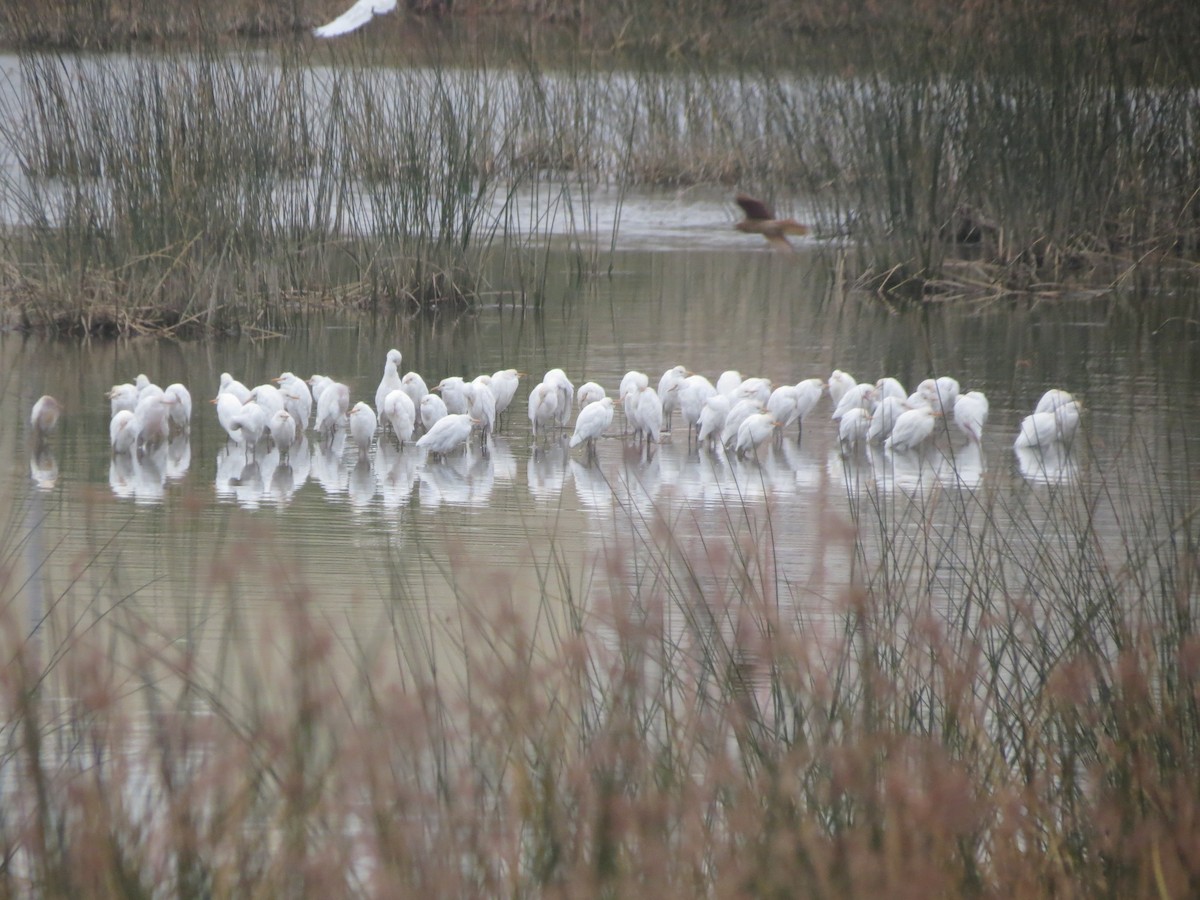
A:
[4,245,1199,670]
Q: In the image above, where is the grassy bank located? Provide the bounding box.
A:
[0,2,1197,332]
[3,436,1198,894]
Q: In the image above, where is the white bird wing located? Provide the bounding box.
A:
[313,0,398,38]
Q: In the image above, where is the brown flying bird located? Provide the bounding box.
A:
[734,194,811,251]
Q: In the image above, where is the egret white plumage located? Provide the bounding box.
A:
[632,386,663,445]
[867,396,909,444]
[832,382,873,420]
[722,398,764,450]
[382,390,416,445]
[110,409,137,454]
[314,381,350,440]
[401,371,429,419]
[107,383,138,416]
[230,400,268,449]
[1015,399,1082,450]
[658,365,690,430]
[268,409,298,459]
[307,374,333,405]
[1035,388,1076,415]
[467,375,497,440]
[716,370,743,397]
[375,349,403,428]
[577,381,607,408]
[212,393,244,444]
[792,378,825,443]
[163,384,192,433]
[918,377,960,418]
[420,393,448,433]
[135,374,160,401]
[737,377,773,406]
[274,372,313,430]
[767,385,800,442]
[250,383,286,418]
[677,374,717,447]
[133,392,174,450]
[838,406,871,452]
[350,402,377,458]
[873,377,907,407]
[528,381,559,441]
[489,369,522,427]
[828,370,857,408]
[31,395,62,445]
[543,369,574,428]
[569,397,615,454]
[416,413,474,460]
[953,391,989,444]
[435,376,470,415]
[886,403,938,452]
[619,371,649,433]
[735,413,780,460]
[696,394,731,450]
[312,0,397,37]
[219,372,252,404]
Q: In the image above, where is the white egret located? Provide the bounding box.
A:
[1035,388,1076,415]
[658,365,690,430]
[1015,400,1082,450]
[250,383,286,418]
[382,389,416,445]
[31,395,62,444]
[312,0,397,38]
[838,406,871,452]
[401,371,429,419]
[828,370,857,407]
[350,402,378,458]
[633,386,663,449]
[218,372,252,404]
[110,409,137,454]
[212,393,245,444]
[268,409,298,459]
[697,394,732,451]
[135,374,161,401]
[274,372,313,430]
[375,349,403,428]
[735,413,781,460]
[716,370,744,397]
[917,376,960,418]
[832,382,873,420]
[528,382,559,441]
[953,391,989,444]
[722,398,764,451]
[230,400,268,449]
[543,369,574,428]
[619,371,649,433]
[577,381,607,408]
[886,403,938,453]
[489,369,522,426]
[792,378,825,443]
[107,383,138,416]
[766,385,800,441]
[420,393,448,433]
[308,374,333,405]
[677,374,717,446]
[867,396,909,444]
[314,381,350,440]
[164,383,192,433]
[467,376,497,440]
[570,397,616,454]
[133,392,174,450]
[435,376,470,415]
[416,413,475,460]
[737,377,773,406]
[873,377,907,407]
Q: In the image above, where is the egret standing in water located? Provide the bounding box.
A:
[570,397,616,458]
[31,395,62,447]
[417,413,475,461]
[382,389,416,446]
[350,402,378,460]
[375,349,402,430]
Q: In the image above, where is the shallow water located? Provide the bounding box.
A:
[4,244,1198,675]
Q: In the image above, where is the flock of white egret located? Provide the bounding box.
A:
[23,348,1089,475]
[29,349,1083,477]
